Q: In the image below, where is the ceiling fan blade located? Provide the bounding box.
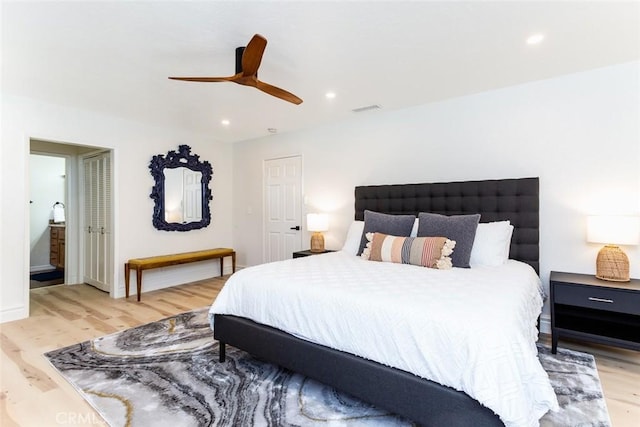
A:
[256,80,303,105]
[241,34,267,77]
[168,76,235,82]
[169,34,302,105]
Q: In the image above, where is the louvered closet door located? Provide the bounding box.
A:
[83,152,112,292]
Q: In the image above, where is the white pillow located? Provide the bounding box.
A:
[340,220,365,255]
[410,217,419,237]
[469,221,514,267]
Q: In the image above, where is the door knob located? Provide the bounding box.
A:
[290,226,300,231]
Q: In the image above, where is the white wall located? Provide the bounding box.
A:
[232,62,640,327]
[1,95,233,322]
[4,62,638,325]
[29,154,66,271]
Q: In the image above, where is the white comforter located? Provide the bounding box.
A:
[209,251,558,426]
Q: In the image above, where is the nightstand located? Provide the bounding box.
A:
[292,249,335,258]
[550,271,640,354]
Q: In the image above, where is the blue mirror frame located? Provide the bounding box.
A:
[149,145,213,232]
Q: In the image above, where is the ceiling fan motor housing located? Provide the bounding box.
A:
[235,46,246,74]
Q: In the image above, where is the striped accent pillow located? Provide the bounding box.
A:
[361,232,456,269]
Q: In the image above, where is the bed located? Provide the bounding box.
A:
[210,177,558,427]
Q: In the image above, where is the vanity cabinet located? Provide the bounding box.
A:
[50,225,65,269]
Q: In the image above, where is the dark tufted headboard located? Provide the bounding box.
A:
[354,177,539,274]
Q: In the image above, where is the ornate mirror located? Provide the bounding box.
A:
[149,145,213,231]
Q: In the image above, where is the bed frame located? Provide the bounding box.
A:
[214,177,539,427]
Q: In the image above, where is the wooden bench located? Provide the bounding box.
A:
[124,248,235,301]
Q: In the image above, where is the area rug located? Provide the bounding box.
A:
[45,309,611,427]
[30,269,64,288]
[30,269,64,282]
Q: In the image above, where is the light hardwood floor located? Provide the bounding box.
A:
[1,279,639,426]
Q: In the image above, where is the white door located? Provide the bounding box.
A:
[83,152,112,292]
[183,169,202,223]
[264,156,303,262]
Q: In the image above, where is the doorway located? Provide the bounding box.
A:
[263,156,303,262]
[29,154,66,288]
[28,140,114,298]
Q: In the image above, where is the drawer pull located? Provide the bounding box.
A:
[588,297,613,303]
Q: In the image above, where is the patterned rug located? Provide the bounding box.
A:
[45,309,610,427]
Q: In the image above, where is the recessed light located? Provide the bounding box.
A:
[526,34,544,45]
[221,119,230,126]
[325,92,336,99]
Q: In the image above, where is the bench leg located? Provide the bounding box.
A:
[136,268,143,302]
[219,257,224,277]
[124,263,130,298]
[232,253,236,273]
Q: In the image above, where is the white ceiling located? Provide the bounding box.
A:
[3,1,639,144]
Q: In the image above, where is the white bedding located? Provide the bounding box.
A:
[209,251,558,427]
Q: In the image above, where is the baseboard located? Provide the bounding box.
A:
[539,314,551,335]
[0,304,28,323]
[30,264,55,273]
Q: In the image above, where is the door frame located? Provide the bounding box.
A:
[262,155,304,263]
[25,138,116,308]
[28,141,87,290]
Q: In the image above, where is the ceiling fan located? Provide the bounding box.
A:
[169,34,303,105]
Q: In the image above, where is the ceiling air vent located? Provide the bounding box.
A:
[352,104,382,113]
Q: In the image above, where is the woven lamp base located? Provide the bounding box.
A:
[310,232,325,253]
[596,245,630,282]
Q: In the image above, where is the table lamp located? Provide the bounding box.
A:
[587,215,640,282]
[307,213,329,253]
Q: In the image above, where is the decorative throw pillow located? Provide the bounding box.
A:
[417,212,480,268]
[357,210,416,256]
[361,232,456,269]
[469,221,514,267]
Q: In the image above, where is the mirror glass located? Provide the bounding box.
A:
[164,167,203,223]
[149,145,212,232]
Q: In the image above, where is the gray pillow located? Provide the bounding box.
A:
[357,210,416,256]
[417,212,480,268]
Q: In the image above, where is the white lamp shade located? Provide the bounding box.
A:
[307,213,329,232]
[587,215,640,245]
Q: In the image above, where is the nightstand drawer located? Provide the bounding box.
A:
[554,283,640,316]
